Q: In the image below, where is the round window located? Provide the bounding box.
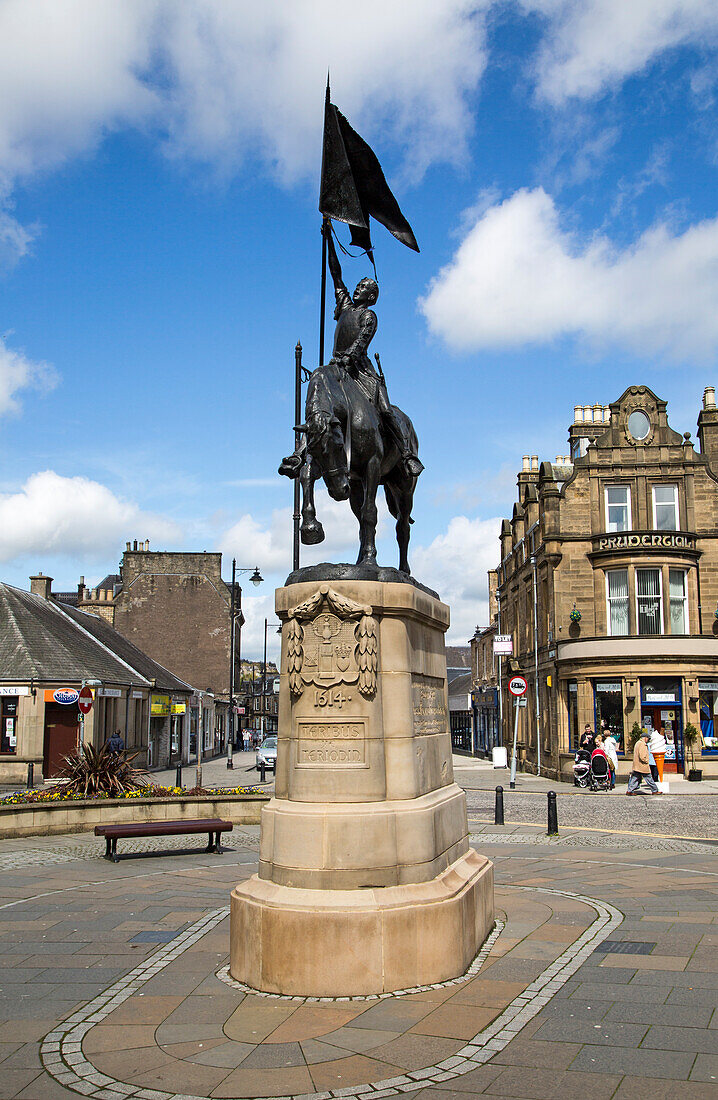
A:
[628,410,650,441]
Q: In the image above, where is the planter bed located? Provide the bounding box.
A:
[0,790,270,839]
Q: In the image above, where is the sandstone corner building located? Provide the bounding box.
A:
[482,386,718,782]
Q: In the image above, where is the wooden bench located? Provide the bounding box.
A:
[94,818,233,862]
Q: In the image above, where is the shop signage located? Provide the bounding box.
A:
[699,681,718,692]
[171,702,186,715]
[0,686,29,696]
[151,693,170,716]
[596,682,621,692]
[644,692,678,703]
[131,690,144,699]
[44,687,80,705]
[236,706,246,715]
[493,634,513,656]
[594,532,696,553]
[99,687,122,698]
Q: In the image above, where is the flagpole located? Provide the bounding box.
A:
[319,217,328,367]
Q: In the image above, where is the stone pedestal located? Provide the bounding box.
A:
[230,578,493,997]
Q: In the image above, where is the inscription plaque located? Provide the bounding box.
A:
[296,719,367,767]
[412,675,447,736]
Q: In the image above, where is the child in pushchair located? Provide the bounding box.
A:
[589,743,611,792]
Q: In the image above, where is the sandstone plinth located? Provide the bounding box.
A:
[230,578,493,996]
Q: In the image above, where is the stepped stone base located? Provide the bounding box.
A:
[230,847,493,997]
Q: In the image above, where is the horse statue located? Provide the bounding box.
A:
[296,360,420,574]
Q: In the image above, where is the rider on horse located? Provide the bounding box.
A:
[279,224,424,481]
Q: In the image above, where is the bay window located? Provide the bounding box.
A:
[636,568,663,635]
[606,569,629,635]
[669,568,688,633]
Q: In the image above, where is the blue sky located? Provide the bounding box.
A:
[2,0,718,657]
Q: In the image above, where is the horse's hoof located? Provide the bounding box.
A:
[301,522,325,545]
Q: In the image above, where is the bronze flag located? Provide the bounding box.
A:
[319,84,419,256]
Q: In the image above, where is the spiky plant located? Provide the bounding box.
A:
[58,743,149,798]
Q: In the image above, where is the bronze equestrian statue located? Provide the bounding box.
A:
[280,224,423,574]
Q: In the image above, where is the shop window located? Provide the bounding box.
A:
[605,486,631,532]
[652,484,679,531]
[636,568,663,635]
[594,681,624,751]
[567,682,578,750]
[669,569,688,634]
[1,696,18,754]
[699,681,718,753]
[606,569,629,635]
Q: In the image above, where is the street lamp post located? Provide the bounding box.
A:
[227,563,263,770]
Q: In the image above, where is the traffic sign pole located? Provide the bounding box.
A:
[507,675,528,790]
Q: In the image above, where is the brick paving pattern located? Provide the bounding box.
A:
[0,824,717,1098]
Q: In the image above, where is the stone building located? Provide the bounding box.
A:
[470,623,499,757]
[492,385,718,782]
[73,541,246,766]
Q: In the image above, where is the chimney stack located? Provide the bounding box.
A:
[30,573,53,600]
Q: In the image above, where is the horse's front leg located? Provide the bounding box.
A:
[300,456,325,545]
[356,457,381,566]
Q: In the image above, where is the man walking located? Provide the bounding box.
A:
[626,731,660,794]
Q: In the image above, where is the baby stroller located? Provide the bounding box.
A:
[589,751,611,792]
[573,749,591,788]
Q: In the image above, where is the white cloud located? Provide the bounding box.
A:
[0,0,487,196]
[412,516,500,645]
[0,471,179,562]
[0,335,57,415]
[421,187,718,362]
[521,0,718,104]
[219,488,388,577]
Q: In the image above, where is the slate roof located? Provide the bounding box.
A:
[0,583,192,693]
[445,645,471,669]
[448,670,472,707]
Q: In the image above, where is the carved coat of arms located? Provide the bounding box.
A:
[285,584,377,699]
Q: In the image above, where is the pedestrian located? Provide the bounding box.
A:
[603,731,619,789]
[105,729,125,753]
[243,728,250,752]
[626,731,660,794]
[579,724,595,754]
[649,728,667,784]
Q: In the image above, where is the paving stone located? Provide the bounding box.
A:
[570,1044,697,1079]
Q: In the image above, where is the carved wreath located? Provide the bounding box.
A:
[285,584,377,699]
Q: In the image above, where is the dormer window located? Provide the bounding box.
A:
[653,485,679,531]
[605,486,631,532]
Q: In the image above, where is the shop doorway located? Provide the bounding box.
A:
[43,703,80,778]
[640,677,684,772]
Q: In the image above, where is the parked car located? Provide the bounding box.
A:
[256,735,277,771]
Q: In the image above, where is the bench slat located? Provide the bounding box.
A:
[95,819,232,839]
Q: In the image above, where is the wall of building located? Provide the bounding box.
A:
[493,385,718,782]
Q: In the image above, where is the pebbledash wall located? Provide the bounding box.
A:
[485,385,718,782]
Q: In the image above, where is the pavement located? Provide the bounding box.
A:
[1,820,718,1099]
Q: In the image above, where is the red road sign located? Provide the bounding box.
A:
[78,685,94,714]
[508,675,528,697]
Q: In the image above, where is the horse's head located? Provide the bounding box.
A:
[306,413,350,500]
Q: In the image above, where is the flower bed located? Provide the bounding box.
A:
[0,786,270,839]
[0,783,262,806]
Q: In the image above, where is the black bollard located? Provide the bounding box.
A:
[494,785,505,826]
[547,790,559,836]
[260,761,266,783]
[175,764,182,789]
[26,762,34,789]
